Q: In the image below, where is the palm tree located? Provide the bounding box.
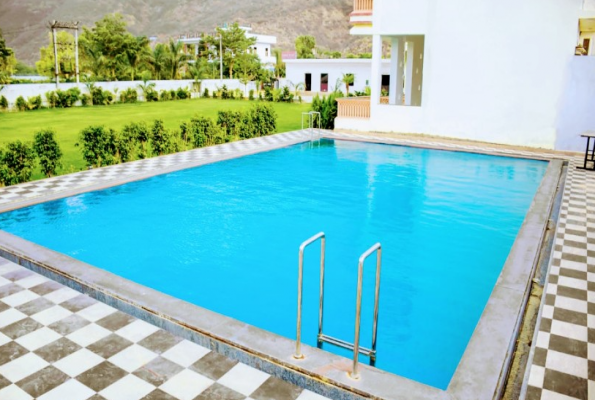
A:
[137,77,156,101]
[149,44,168,80]
[83,77,96,105]
[272,48,285,79]
[188,60,207,96]
[165,40,190,80]
[341,73,354,96]
[125,36,150,81]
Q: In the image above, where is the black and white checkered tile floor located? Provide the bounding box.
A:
[0,259,328,400]
[0,131,591,399]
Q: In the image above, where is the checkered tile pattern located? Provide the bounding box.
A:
[524,158,595,400]
[0,130,312,206]
[0,259,328,400]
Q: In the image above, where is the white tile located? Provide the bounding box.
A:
[589,291,595,303]
[0,276,12,288]
[31,306,72,326]
[554,296,588,314]
[541,305,554,319]
[115,319,159,343]
[0,332,10,347]
[527,365,545,388]
[0,263,21,275]
[541,388,583,400]
[1,290,38,307]
[161,340,209,368]
[159,369,213,400]
[559,259,588,272]
[16,274,49,289]
[557,275,588,291]
[0,353,49,382]
[545,349,588,379]
[15,327,61,351]
[546,283,557,295]
[589,381,595,400]
[588,343,595,361]
[588,314,595,329]
[53,348,104,377]
[0,384,33,400]
[218,363,270,396]
[100,374,154,400]
[0,308,27,328]
[38,379,95,400]
[108,344,157,372]
[535,331,550,349]
[66,323,111,347]
[44,287,80,304]
[76,302,116,322]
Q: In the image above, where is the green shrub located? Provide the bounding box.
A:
[146,89,159,102]
[311,93,342,129]
[28,95,42,110]
[264,87,273,102]
[170,89,177,100]
[78,125,118,167]
[216,110,244,139]
[176,87,190,100]
[91,87,113,106]
[258,92,263,101]
[220,85,229,100]
[159,90,170,101]
[55,88,81,108]
[45,91,58,108]
[248,90,255,101]
[247,103,277,137]
[184,116,225,148]
[33,129,62,177]
[119,88,138,103]
[16,96,27,111]
[117,124,139,162]
[202,88,209,98]
[151,119,174,156]
[277,86,294,103]
[0,141,37,186]
[0,96,8,109]
[81,94,92,106]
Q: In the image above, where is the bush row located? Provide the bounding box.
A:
[0,130,62,186]
[311,92,343,130]
[202,85,299,103]
[78,103,278,168]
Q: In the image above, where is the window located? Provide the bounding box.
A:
[305,73,312,91]
[265,48,269,57]
[321,73,329,92]
[584,38,591,55]
[381,75,390,95]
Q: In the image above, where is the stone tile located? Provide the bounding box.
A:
[0,353,49,382]
[0,341,29,367]
[96,311,136,332]
[190,350,238,381]
[60,295,97,313]
[552,307,588,327]
[0,384,34,400]
[0,302,9,314]
[48,314,91,336]
[1,290,39,308]
[533,347,547,367]
[29,281,62,296]
[88,333,133,359]
[218,364,270,397]
[116,320,159,343]
[99,374,155,400]
[108,344,158,373]
[138,330,183,355]
[76,361,128,392]
[159,369,213,400]
[37,379,95,400]
[548,334,588,358]
[250,376,303,400]
[194,382,245,400]
[44,287,80,304]
[53,348,104,377]
[15,327,61,351]
[34,337,81,363]
[77,303,117,322]
[133,356,184,386]
[16,366,69,398]
[161,340,209,368]
[66,323,111,347]
[0,317,43,340]
[141,389,178,400]
[542,368,588,399]
[0,283,25,299]
[16,298,55,316]
[3,269,34,283]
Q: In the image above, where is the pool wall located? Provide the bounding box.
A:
[0,132,565,400]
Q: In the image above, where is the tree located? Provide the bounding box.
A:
[0,29,16,83]
[0,141,37,186]
[33,129,62,177]
[137,76,156,101]
[149,43,168,80]
[188,59,207,96]
[217,23,257,78]
[272,48,285,79]
[124,36,151,81]
[36,31,76,80]
[342,73,354,96]
[165,39,190,80]
[295,35,316,59]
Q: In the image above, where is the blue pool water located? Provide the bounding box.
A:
[0,140,547,389]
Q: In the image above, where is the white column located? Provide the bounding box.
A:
[389,37,404,105]
[370,34,383,106]
[404,40,415,106]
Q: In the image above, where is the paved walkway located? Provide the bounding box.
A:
[0,258,327,400]
[0,130,591,399]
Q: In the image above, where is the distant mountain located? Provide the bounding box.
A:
[0,0,371,65]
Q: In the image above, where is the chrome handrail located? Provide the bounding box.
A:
[350,243,382,379]
[294,232,326,359]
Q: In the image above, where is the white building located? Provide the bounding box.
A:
[284,59,390,94]
[334,0,595,152]
[178,25,277,69]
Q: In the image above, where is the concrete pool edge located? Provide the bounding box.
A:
[0,133,565,400]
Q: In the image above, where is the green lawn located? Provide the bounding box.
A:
[0,99,310,179]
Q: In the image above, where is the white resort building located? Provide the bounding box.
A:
[334,0,595,152]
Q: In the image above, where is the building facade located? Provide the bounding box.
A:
[336,0,593,151]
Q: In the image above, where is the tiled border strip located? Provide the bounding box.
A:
[0,130,567,399]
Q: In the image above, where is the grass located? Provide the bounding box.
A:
[0,99,310,180]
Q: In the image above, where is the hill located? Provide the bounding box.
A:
[0,0,370,65]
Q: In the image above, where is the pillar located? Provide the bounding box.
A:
[370,34,383,106]
[389,37,404,105]
[404,40,415,106]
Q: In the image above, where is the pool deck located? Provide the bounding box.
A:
[0,129,590,400]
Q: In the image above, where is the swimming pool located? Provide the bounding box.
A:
[0,139,548,389]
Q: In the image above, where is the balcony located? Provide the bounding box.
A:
[336,96,388,119]
[349,0,373,35]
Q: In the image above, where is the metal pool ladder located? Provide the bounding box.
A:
[293,232,382,380]
[301,111,321,141]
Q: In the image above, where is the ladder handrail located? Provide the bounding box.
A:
[294,232,326,359]
[351,243,382,380]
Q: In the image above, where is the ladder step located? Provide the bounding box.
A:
[318,334,376,359]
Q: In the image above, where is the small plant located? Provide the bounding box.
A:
[28,95,42,110]
[0,141,37,186]
[15,96,27,111]
[119,88,138,103]
[33,129,62,177]
[0,95,8,109]
[117,123,140,162]
[277,86,294,103]
[311,93,343,129]
[159,90,170,101]
[146,89,159,102]
[56,88,81,108]
[170,89,177,100]
[248,89,255,101]
[220,85,229,100]
[78,125,118,167]
[202,88,209,98]
[45,91,58,108]
[176,87,190,100]
[91,87,114,106]
[151,119,173,156]
[81,94,92,106]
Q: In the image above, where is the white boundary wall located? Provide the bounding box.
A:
[0,79,257,109]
